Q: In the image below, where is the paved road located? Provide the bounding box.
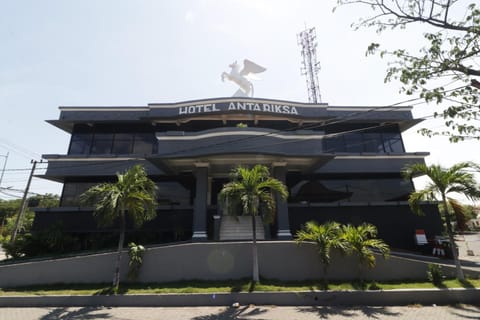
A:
[0,305,479,320]
[457,232,480,264]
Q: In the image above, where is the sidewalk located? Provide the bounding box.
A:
[456,232,480,264]
[0,305,479,320]
[0,247,6,261]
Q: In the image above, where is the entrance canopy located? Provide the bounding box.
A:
[147,153,334,176]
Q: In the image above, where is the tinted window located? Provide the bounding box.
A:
[344,133,363,152]
[156,182,191,206]
[324,136,345,153]
[112,133,134,154]
[291,178,413,203]
[323,130,405,154]
[363,133,384,152]
[384,133,404,153]
[61,182,96,206]
[133,133,155,154]
[69,133,92,155]
[91,133,114,154]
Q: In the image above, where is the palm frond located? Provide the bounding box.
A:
[447,197,468,231]
[295,221,343,267]
[408,187,437,216]
[79,165,158,228]
[340,223,390,269]
[218,165,288,220]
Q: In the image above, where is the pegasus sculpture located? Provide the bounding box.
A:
[221,59,266,97]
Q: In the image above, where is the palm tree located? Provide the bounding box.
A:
[219,165,288,283]
[341,223,390,281]
[295,221,345,285]
[403,162,480,280]
[80,165,157,290]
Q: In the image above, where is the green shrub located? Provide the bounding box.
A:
[368,281,381,290]
[127,242,146,280]
[427,263,444,285]
[1,222,82,259]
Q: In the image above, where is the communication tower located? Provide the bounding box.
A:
[297,27,322,103]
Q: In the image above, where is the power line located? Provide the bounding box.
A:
[231,123,400,153]
[2,168,44,172]
[0,186,47,197]
[0,113,438,174]
[0,91,464,174]
[0,138,42,161]
[0,190,23,199]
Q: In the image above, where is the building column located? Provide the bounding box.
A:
[273,162,292,240]
[192,162,209,241]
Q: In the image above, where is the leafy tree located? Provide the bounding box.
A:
[295,221,345,286]
[462,204,479,221]
[219,165,288,283]
[0,210,35,257]
[80,165,157,290]
[0,199,22,234]
[341,223,390,281]
[336,0,480,141]
[27,193,60,208]
[1,194,59,257]
[403,161,480,280]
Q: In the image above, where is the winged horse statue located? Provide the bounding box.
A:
[221,59,266,97]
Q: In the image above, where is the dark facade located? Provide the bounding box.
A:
[34,97,443,250]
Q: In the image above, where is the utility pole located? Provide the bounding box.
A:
[0,152,8,188]
[10,160,40,244]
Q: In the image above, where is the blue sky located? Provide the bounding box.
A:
[0,0,478,200]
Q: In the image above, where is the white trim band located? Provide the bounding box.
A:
[156,131,325,141]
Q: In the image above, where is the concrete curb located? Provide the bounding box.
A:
[0,289,478,307]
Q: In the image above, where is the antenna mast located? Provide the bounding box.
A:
[297,27,322,103]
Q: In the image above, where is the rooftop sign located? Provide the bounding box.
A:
[178,101,299,116]
[56,98,414,124]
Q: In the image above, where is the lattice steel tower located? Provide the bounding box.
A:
[297,27,322,103]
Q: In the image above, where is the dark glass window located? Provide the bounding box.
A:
[61,182,96,206]
[344,133,363,152]
[156,182,191,206]
[133,133,156,154]
[324,136,345,152]
[291,178,413,203]
[363,133,384,152]
[323,127,405,154]
[112,133,134,154]
[91,133,114,154]
[69,133,92,155]
[383,133,404,153]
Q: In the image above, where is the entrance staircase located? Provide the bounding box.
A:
[219,215,265,241]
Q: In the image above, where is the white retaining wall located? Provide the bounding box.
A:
[0,241,469,288]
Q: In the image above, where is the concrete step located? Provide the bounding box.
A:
[219,215,265,241]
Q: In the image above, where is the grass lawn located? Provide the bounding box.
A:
[1,278,479,296]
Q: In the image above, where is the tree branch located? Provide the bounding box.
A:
[472,79,480,89]
[339,0,477,33]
